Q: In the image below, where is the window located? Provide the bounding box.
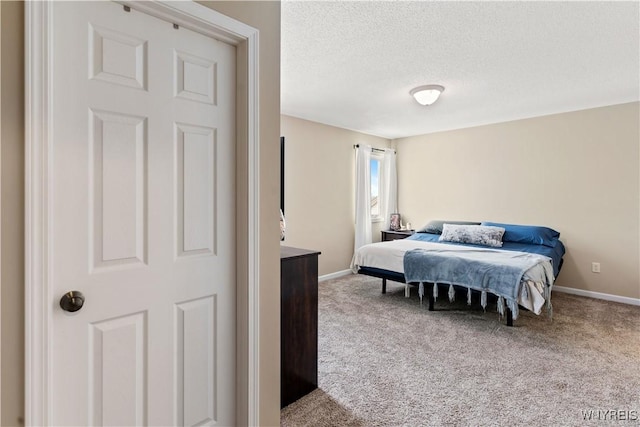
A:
[370,154,383,222]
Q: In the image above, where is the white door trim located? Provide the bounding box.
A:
[25,1,260,425]
[0,4,3,424]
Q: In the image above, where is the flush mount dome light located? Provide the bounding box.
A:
[410,84,445,106]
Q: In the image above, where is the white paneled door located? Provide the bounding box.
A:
[49,2,235,425]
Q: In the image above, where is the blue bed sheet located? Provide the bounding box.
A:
[406,232,565,278]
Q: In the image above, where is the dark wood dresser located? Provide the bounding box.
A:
[280,246,321,408]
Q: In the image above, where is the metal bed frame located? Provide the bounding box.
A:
[358,267,515,327]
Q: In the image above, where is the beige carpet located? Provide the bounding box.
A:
[281,274,640,426]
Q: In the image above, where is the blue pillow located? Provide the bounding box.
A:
[481,222,560,247]
[417,220,481,234]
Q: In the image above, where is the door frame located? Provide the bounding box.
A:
[25,1,261,425]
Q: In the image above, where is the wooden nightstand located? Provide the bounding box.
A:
[381,229,415,241]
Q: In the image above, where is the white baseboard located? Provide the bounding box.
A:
[553,285,640,306]
[319,269,353,282]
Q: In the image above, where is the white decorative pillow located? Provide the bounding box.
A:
[439,224,505,248]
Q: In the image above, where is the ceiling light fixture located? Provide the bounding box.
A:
[410,84,445,106]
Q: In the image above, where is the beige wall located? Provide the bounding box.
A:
[395,102,640,299]
[281,115,390,276]
[1,2,281,426]
[1,2,25,425]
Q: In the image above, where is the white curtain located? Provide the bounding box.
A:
[354,145,372,250]
[381,148,398,230]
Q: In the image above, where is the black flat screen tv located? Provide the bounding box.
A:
[280,136,285,214]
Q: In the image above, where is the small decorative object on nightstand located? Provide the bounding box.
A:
[381,229,415,241]
[390,213,401,231]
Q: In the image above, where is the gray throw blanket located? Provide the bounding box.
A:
[403,247,551,319]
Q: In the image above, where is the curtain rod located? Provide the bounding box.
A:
[353,144,395,154]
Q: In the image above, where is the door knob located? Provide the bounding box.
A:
[60,291,85,312]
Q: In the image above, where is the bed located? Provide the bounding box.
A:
[350,221,566,326]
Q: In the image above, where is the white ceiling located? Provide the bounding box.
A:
[281,1,640,139]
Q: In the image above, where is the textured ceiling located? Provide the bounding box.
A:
[281,1,640,139]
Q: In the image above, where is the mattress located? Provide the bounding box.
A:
[351,238,557,316]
